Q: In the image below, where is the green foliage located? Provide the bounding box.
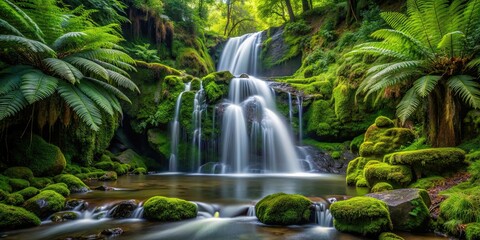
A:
[379,232,404,240]
[23,190,65,218]
[125,43,161,63]
[363,161,412,188]
[371,182,393,193]
[14,187,39,199]
[176,48,211,76]
[440,189,480,230]
[114,149,148,170]
[2,193,24,206]
[0,203,40,230]
[0,175,12,192]
[330,196,393,236]
[346,157,370,186]
[99,171,117,181]
[30,177,53,189]
[3,167,34,181]
[255,192,312,225]
[42,183,70,197]
[143,196,197,221]
[466,223,480,240]
[8,178,29,192]
[409,176,445,190]
[54,174,89,193]
[132,167,147,175]
[350,134,364,152]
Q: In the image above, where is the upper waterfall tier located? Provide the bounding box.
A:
[218,32,262,75]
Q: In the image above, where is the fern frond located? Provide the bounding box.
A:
[364,70,421,99]
[74,49,135,64]
[423,0,449,44]
[0,19,24,36]
[437,31,465,56]
[20,70,58,104]
[447,75,480,108]
[52,32,86,50]
[0,35,54,54]
[413,75,441,97]
[0,65,35,95]
[63,56,109,80]
[78,81,114,115]
[0,89,28,120]
[43,58,83,84]
[0,0,44,41]
[56,81,102,131]
[397,87,422,124]
[106,70,140,93]
[83,77,131,104]
[93,60,131,77]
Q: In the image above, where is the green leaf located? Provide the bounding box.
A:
[43,58,83,84]
[413,75,441,97]
[447,75,480,108]
[77,81,114,115]
[52,32,86,50]
[57,81,102,131]
[397,88,422,124]
[64,57,109,80]
[20,71,58,104]
[84,77,132,104]
[107,70,140,93]
[0,89,28,120]
[0,35,54,54]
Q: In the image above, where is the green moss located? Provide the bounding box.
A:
[440,191,480,225]
[99,171,117,181]
[147,128,170,158]
[49,211,79,222]
[132,167,147,175]
[2,193,24,206]
[9,178,30,191]
[3,167,34,181]
[375,116,394,128]
[346,157,370,186]
[177,48,210,76]
[42,183,70,197]
[30,177,53,189]
[364,161,412,188]
[15,187,39,199]
[54,174,89,193]
[86,171,106,179]
[0,203,40,230]
[356,177,368,187]
[361,126,415,157]
[113,162,130,176]
[114,149,148,170]
[330,196,393,236]
[333,82,354,122]
[371,182,393,193]
[0,175,12,192]
[379,232,404,240]
[466,223,480,240]
[64,164,82,174]
[408,176,445,190]
[23,190,65,218]
[12,135,66,176]
[403,198,431,232]
[94,159,114,171]
[143,196,197,221]
[255,192,312,225]
[331,151,341,159]
[350,134,364,152]
[385,148,466,178]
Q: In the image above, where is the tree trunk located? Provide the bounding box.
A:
[224,1,232,36]
[302,0,310,12]
[285,0,295,22]
[428,84,460,147]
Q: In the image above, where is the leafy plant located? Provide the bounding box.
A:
[125,43,161,63]
[348,0,480,147]
[0,0,138,131]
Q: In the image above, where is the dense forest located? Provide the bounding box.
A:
[0,0,480,239]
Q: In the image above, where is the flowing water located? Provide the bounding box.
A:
[169,82,191,172]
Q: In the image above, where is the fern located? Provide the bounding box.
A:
[106,70,140,93]
[447,75,480,108]
[64,56,109,80]
[84,77,131,104]
[0,35,54,54]
[20,70,58,104]
[413,75,441,97]
[397,88,422,124]
[78,81,114,115]
[42,58,83,84]
[0,89,29,120]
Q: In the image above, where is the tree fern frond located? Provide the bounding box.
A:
[348,46,410,60]
[423,0,449,44]
[380,12,409,32]
[74,49,136,65]
[0,19,24,36]
[447,75,480,108]
[463,0,480,38]
[20,70,58,104]
[437,31,465,56]
[0,89,28,120]
[466,57,480,70]
[413,75,441,97]
[106,70,140,93]
[56,81,101,131]
[52,32,86,50]
[94,60,131,77]
[84,77,131,104]
[63,56,109,80]
[365,70,421,99]
[78,81,114,115]
[43,58,83,84]
[397,87,422,124]
[0,35,54,54]
[0,0,44,41]
[0,65,34,95]
[367,60,424,83]
[370,28,430,55]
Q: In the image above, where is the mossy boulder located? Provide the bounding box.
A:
[177,48,210,76]
[466,223,480,240]
[255,192,312,225]
[12,135,66,176]
[54,174,89,193]
[408,176,445,190]
[3,167,34,180]
[94,155,114,171]
[372,182,394,193]
[147,128,170,158]
[330,196,392,236]
[113,162,130,176]
[385,148,466,178]
[114,149,147,170]
[0,175,12,192]
[15,187,39,199]
[375,116,395,128]
[143,196,197,221]
[367,188,431,232]
[30,177,53,189]
[0,203,41,230]
[361,127,415,157]
[42,183,70,197]
[346,157,371,186]
[364,161,412,188]
[49,211,79,222]
[132,167,147,175]
[2,193,24,206]
[23,190,65,218]
[9,178,30,191]
[99,171,117,181]
[202,71,233,103]
[379,232,404,240]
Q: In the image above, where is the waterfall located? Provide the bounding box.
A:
[313,202,333,227]
[297,95,303,144]
[192,82,206,171]
[288,92,293,126]
[216,32,302,173]
[169,82,191,172]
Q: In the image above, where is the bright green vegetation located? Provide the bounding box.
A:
[255,193,312,225]
[23,190,65,218]
[379,232,404,240]
[3,167,34,181]
[330,197,393,236]
[371,182,393,193]
[42,183,70,197]
[364,161,412,188]
[14,187,39,200]
[54,174,89,193]
[0,203,40,230]
[143,196,197,222]
[408,176,445,190]
[466,223,480,240]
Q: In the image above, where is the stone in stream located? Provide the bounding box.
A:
[50,211,79,222]
[94,185,115,191]
[366,188,431,232]
[65,199,87,211]
[108,200,138,218]
[101,227,124,236]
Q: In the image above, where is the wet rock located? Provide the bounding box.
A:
[94,186,115,191]
[98,171,117,181]
[255,192,312,225]
[108,200,138,218]
[65,199,87,211]
[239,73,249,78]
[101,227,124,236]
[366,188,431,232]
[300,146,354,174]
[50,211,79,222]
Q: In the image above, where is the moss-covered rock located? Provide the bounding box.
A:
[330,196,392,236]
[12,135,66,177]
[132,167,147,175]
[30,177,53,189]
[385,148,466,178]
[255,192,312,225]
[367,189,431,232]
[379,232,404,240]
[143,196,197,221]
[0,175,12,192]
[15,187,39,199]
[0,203,41,229]
[42,183,70,197]
[361,126,415,158]
[23,190,65,218]
[147,128,170,158]
[2,193,24,206]
[113,162,130,176]
[177,48,210,76]
[372,182,393,193]
[114,149,148,170]
[54,174,89,193]
[9,178,30,191]
[99,171,117,181]
[466,223,480,240]
[364,161,412,188]
[375,116,394,128]
[346,157,371,186]
[201,71,232,104]
[49,211,79,222]
[408,176,445,190]
[3,167,34,181]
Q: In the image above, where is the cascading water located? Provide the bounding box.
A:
[297,95,303,144]
[216,32,302,173]
[192,82,206,171]
[169,82,191,172]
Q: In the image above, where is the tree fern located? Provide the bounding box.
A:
[0,89,28,120]
[20,70,59,104]
[0,35,54,54]
[413,75,441,97]
[78,81,114,115]
[106,70,140,93]
[447,75,480,108]
[64,56,109,80]
[397,88,422,124]
[42,58,83,84]
[84,77,132,104]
